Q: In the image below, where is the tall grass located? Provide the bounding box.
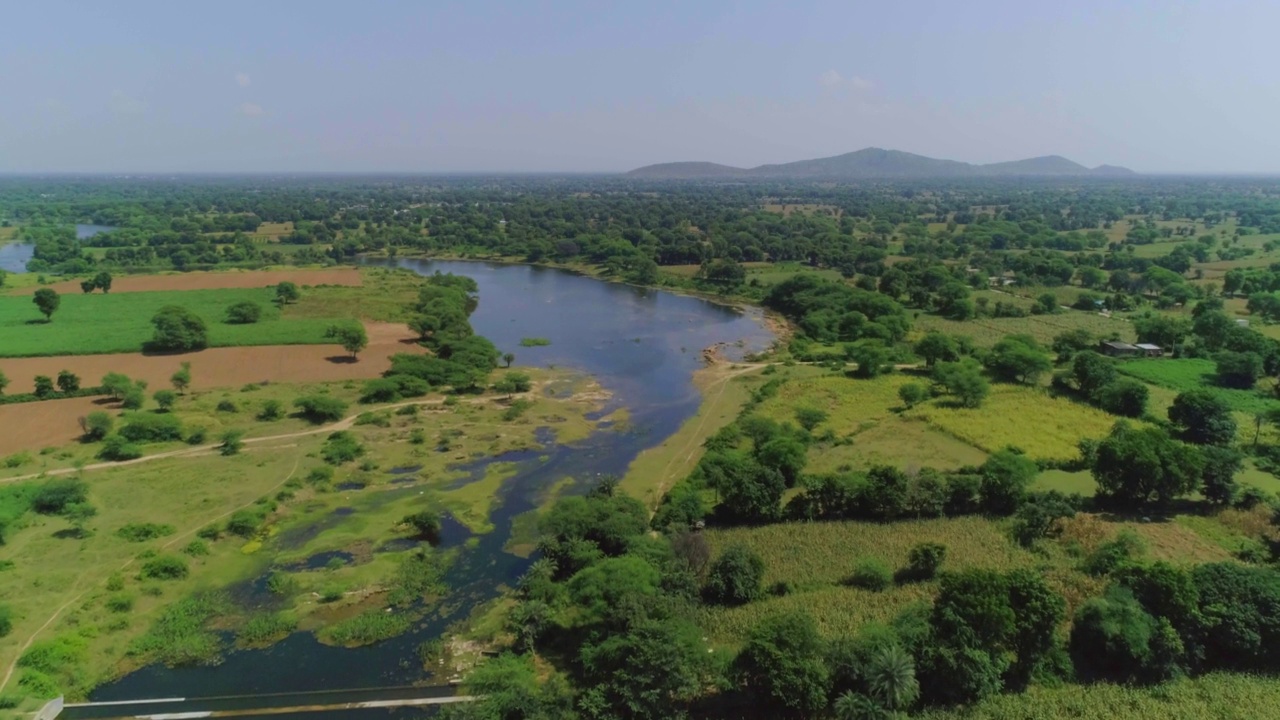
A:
[128,593,231,666]
[322,609,413,646]
[1118,358,1272,413]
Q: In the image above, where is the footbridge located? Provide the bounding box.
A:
[38,686,474,719]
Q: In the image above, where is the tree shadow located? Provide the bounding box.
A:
[52,528,90,540]
[24,318,51,325]
[325,355,358,364]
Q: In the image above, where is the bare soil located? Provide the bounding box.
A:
[9,268,361,296]
[0,322,420,454]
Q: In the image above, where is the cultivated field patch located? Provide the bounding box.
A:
[9,267,360,296]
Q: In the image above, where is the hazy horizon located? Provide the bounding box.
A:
[2,0,1277,175]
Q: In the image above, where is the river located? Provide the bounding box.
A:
[0,225,115,273]
[76,260,772,718]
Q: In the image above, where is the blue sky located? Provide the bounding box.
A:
[1,0,1276,173]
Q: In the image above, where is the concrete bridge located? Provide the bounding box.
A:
[37,686,474,719]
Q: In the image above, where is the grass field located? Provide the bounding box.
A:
[917,672,1280,720]
[0,287,342,357]
[756,370,1125,467]
[1117,358,1275,414]
[912,310,1135,348]
[0,367,611,705]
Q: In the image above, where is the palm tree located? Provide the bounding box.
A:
[833,691,889,720]
[503,352,515,368]
[867,644,920,711]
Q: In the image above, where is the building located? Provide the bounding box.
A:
[1099,340,1140,357]
[1134,343,1163,358]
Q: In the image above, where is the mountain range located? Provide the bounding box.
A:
[625,148,1135,179]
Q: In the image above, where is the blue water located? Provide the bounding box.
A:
[76,224,116,239]
[0,242,32,273]
[83,260,771,713]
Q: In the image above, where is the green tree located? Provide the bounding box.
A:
[32,375,55,398]
[933,359,989,408]
[866,644,920,711]
[1070,351,1117,397]
[985,335,1051,384]
[705,543,765,606]
[502,352,515,368]
[979,448,1037,515]
[79,411,114,441]
[225,301,263,324]
[149,305,209,352]
[1092,422,1205,510]
[734,611,830,718]
[101,372,133,400]
[794,407,828,432]
[219,430,245,456]
[756,435,807,485]
[1200,445,1243,505]
[93,271,113,293]
[32,288,60,321]
[56,369,80,393]
[847,340,890,378]
[294,394,348,423]
[275,281,300,304]
[1132,311,1192,349]
[154,389,177,411]
[897,382,927,408]
[1168,389,1237,445]
[170,362,192,393]
[1070,587,1180,684]
[1096,379,1149,418]
[326,323,369,358]
[580,618,711,720]
[1053,328,1095,361]
[915,332,959,367]
[0,370,7,396]
[1215,351,1263,389]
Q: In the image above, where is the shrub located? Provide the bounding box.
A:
[360,378,402,404]
[149,305,208,352]
[225,301,263,324]
[0,605,11,638]
[306,466,334,485]
[1083,531,1145,576]
[153,389,177,412]
[119,413,183,442]
[321,431,364,465]
[141,554,189,580]
[106,594,134,613]
[219,430,245,456]
[32,478,89,515]
[257,400,284,421]
[225,509,265,537]
[215,399,238,413]
[115,523,175,542]
[182,540,209,556]
[186,427,208,445]
[903,542,947,582]
[79,411,114,441]
[847,559,893,591]
[705,544,765,606]
[294,394,348,423]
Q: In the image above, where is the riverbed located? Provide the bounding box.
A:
[78,260,772,717]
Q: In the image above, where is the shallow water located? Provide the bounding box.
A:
[83,260,771,712]
[0,242,32,273]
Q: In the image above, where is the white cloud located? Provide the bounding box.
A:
[236,72,251,87]
[109,90,146,115]
[240,102,263,116]
[819,70,874,91]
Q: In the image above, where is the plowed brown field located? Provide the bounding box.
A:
[0,323,421,454]
[8,268,361,296]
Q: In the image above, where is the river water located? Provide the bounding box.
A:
[0,225,114,273]
[78,260,771,717]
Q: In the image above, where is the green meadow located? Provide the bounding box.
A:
[0,288,343,357]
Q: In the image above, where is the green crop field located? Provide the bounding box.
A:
[0,288,343,357]
[1117,358,1275,414]
[912,310,1134,348]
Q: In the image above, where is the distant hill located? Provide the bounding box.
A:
[626,148,1135,179]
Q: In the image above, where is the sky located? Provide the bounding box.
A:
[1,0,1277,174]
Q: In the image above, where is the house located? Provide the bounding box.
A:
[1099,340,1140,357]
[1135,343,1163,358]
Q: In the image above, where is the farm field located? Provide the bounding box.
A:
[756,370,1127,467]
[912,310,1135,348]
[0,287,346,357]
[8,267,360,296]
[1117,358,1274,414]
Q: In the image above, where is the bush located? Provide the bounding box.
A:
[257,400,284,421]
[1095,379,1149,418]
[186,427,208,445]
[119,412,183,442]
[294,394,348,423]
[32,478,88,515]
[306,466,335,485]
[105,594,134,613]
[704,544,765,606]
[847,559,893,591]
[0,605,11,638]
[219,430,245,456]
[903,542,947,581]
[141,554,189,580]
[215,399,238,413]
[116,523,175,542]
[182,540,209,556]
[149,305,208,352]
[1083,531,1145,576]
[321,431,364,465]
[97,433,142,460]
[360,378,402,404]
[225,509,265,537]
[80,411,114,441]
[153,389,177,412]
[225,301,263,324]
